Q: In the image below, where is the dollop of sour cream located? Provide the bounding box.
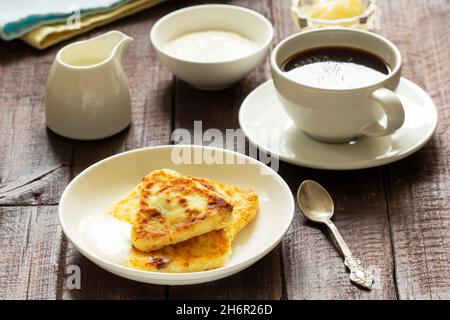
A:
[164,30,259,62]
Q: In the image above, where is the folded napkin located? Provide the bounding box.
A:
[22,0,166,49]
[0,0,133,40]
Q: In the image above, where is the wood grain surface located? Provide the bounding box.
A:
[0,0,449,300]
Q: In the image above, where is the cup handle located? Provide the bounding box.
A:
[360,88,405,137]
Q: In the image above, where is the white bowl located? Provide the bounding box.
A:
[59,145,294,285]
[150,5,273,90]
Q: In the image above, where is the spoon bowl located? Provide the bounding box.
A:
[297,180,334,223]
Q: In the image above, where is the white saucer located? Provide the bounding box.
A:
[59,145,294,285]
[239,78,438,170]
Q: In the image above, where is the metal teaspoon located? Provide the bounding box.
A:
[297,180,374,290]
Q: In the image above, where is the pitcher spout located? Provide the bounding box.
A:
[106,31,134,62]
[56,30,133,68]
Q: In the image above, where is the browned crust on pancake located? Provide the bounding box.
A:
[131,169,233,252]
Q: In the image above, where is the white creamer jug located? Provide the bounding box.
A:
[45,31,133,140]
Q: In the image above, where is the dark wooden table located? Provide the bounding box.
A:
[0,0,449,300]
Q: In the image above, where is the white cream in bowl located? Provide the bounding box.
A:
[164,30,259,63]
[150,5,273,90]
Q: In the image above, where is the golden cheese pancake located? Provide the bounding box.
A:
[131,169,233,252]
[129,230,231,272]
[108,172,258,273]
[190,177,258,239]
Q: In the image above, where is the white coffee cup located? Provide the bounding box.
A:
[271,28,405,143]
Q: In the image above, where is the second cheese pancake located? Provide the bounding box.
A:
[131,169,233,252]
[129,230,232,272]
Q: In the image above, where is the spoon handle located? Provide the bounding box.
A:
[325,220,374,290]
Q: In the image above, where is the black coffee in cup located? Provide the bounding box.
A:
[281,47,390,90]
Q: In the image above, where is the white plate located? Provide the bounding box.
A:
[239,78,438,170]
[59,145,294,285]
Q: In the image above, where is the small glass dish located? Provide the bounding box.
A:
[291,0,377,30]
